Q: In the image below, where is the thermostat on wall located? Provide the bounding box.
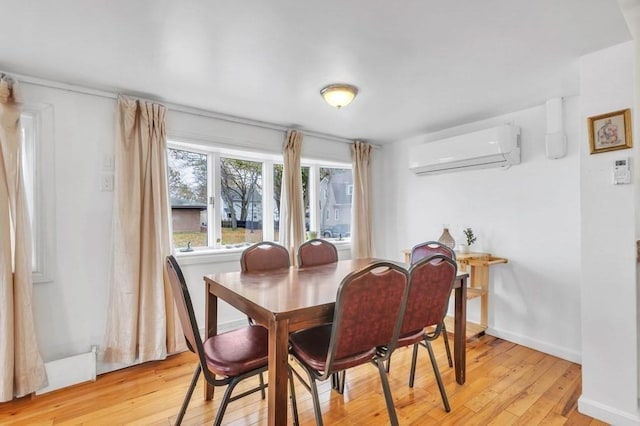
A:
[613,157,631,185]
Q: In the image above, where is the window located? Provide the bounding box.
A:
[167,147,209,249]
[220,157,263,246]
[168,140,352,251]
[319,167,353,239]
[346,184,353,196]
[20,105,54,283]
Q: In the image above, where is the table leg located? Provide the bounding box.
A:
[204,283,217,400]
[268,318,290,426]
[454,275,467,385]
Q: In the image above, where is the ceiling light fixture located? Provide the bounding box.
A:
[320,84,358,108]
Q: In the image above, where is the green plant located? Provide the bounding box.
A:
[463,228,477,246]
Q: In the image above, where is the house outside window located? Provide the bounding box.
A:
[319,167,353,239]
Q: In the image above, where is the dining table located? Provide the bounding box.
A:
[203,257,469,426]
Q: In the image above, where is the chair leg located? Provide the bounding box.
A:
[441,322,453,368]
[175,365,202,426]
[303,370,324,426]
[288,368,300,426]
[425,340,451,412]
[213,377,242,426]
[409,343,419,388]
[338,370,346,394]
[331,371,346,394]
[385,354,391,373]
[376,359,399,426]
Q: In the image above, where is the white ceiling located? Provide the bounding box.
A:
[0,0,634,144]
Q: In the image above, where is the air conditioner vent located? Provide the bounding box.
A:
[409,125,521,175]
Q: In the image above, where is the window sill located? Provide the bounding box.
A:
[174,239,351,266]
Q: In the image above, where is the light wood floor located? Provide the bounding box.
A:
[0,335,605,425]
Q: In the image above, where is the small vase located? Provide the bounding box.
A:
[438,226,456,250]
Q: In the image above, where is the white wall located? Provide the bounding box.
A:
[375,102,583,362]
[375,38,640,425]
[578,41,640,425]
[14,82,352,371]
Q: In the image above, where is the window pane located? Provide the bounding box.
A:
[302,166,310,233]
[273,164,309,242]
[319,167,353,239]
[273,164,282,242]
[20,115,36,270]
[168,148,208,250]
[220,157,263,246]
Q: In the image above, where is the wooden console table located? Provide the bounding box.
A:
[403,250,507,339]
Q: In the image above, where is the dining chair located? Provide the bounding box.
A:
[405,240,456,368]
[296,238,344,392]
[288,261,409,426]
[166,255,298,426]
[240,241,291,272]
[297,238,338,267]
[385,254,458,412]
[240,241,290,329]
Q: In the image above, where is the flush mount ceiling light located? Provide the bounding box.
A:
[320,84,358,108]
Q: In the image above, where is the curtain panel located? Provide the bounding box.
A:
[279,130,305,265]
[103,96,184,364]
[0,75,48,401]
[351,141,373,258]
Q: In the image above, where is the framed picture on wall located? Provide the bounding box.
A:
[588,108,633,154]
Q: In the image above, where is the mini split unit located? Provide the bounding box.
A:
[408,124,521,175]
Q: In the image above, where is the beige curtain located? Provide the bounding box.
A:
[0,76,48,401]
[103,96,185,364]
[279,130,305,265]
[351,141,373,258]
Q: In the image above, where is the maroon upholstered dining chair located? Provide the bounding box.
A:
[166,256,298,426]
[288,261,409,426]
[385,254,458,412]
[240,241,291,272]
[297,238,338,267]
[406,240,456,368]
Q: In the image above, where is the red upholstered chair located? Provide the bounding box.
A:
[407,240,456,368]
[297,238,338,267]
[240,241,291,272]
[289,261,409,426]
[166,256,298,426]
[387,254,458,412]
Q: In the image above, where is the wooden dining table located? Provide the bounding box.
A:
[204,258,469,426]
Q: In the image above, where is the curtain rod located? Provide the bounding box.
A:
[5,70,363,146]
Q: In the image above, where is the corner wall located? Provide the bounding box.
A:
[375,101,582,363]
[578,41,640,425]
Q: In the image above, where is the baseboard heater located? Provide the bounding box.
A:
[36,346,97,395]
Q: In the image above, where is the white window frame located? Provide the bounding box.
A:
[21,104,55,283]
[168,135,352,263]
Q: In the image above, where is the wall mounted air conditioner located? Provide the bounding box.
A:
[408,125,521,175]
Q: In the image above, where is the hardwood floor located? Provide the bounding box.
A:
[0,335,605,425]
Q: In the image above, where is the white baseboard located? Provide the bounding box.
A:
[97,318,248,375]
[37,346,97,395]
[486,326,581,364]
[578,396,640,426]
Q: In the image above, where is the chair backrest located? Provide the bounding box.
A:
[297,238,339,267]
[326,261,409,371]
[410,240,456,264]
[166,256,208,370]
[400,254,457,336]
[240,241,290,272]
